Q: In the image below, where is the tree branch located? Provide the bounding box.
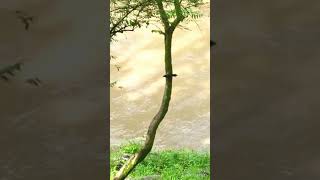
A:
[170,0,185,31]
[110,0,150,38]
[155,0,170,30]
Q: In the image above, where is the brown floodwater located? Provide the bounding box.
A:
[0,1,107,179]
[214,0,320,179]
[110,4,210,151]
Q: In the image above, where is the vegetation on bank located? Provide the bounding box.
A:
[110,141,210,179]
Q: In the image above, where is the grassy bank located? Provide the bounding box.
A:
[110,141,210,179]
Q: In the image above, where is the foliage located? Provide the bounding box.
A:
[110,142,210,179]
[110,0,206,40]
[109,0,206,87]
[110,0,155,41]
[111,0,207,179]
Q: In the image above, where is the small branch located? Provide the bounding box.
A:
[110,0,150,38]
[155,0,170,29]
[170,0,185,31]
[151,29,165,35]
[113,28,135,34]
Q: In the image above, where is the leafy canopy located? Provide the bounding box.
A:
[110,0,205,40]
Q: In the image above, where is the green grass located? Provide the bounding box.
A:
[110,141,210,180]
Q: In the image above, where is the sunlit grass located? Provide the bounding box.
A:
[110,141,210,179]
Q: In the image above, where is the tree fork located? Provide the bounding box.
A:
[113,1,184,179]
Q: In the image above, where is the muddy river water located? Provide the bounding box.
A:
[110,5,210,151]
[0,1,107,179]
[0,1,209,178]
[2,0,320,179]
[214,0,320,179]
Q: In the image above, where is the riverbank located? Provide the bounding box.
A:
[110,141,210,179]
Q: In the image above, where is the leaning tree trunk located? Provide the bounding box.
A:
[113,1,184,179]
[113,30,175,180]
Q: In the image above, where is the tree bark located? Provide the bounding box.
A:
[113,30,174,180]
[113,1,184,179]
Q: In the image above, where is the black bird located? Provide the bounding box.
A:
[163,74,178,78]
[210,40,216,47]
